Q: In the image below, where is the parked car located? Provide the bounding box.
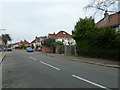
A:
[36,47,41,51]
[3,48,7,51]
[0,48,2,52]
[6,48,12,51]
[26,47,34,52]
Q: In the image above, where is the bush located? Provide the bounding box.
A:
[56,41,64,45]
[72,17,120,60]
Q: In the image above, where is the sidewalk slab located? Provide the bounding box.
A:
[0,52,6,89]
[0,52,7,64]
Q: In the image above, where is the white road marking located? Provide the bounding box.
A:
[28,53,33,55]
[28,56,60,70]
[73,59,77,60]
[72,75,110,90]
[29,57,37,61]
[40,61,60,71]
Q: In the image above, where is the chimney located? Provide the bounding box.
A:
[104,10,109,19]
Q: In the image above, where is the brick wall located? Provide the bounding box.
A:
[42,46,51,53]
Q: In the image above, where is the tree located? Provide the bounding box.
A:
[21,44,27,49]
[72,17,120,60]
[43,38,55,47]
[55,41,64,45]
[72,17,95,52]
[43,38,56,53]
[84,0,119,17]
[2,34,12,47]
[31,44,34,49]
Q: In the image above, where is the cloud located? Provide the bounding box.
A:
[1,1,91,42]
[1,0,90,3]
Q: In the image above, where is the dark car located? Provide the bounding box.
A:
[26,47,34,52]
[7,48,12,51]
[3,48,7,51]
[0,48,2,52]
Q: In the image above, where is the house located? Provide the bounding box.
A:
[96,11,120,31]
[20,40,30,47]
[12,42,21,48]
[48,31,76,45]
[12,40,30,48]
[31,36,47,48]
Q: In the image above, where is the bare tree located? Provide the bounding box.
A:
[84,0,119,16]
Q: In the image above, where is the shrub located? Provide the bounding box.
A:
[72,17,120,60]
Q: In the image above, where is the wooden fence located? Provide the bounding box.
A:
[56,45,77,55]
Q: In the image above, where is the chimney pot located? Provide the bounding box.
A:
[104,10,109,19]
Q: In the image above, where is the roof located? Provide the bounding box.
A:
[12,42,22,46]
[21,40,30,45]
[48,31,72,38]
[96,12,120,27]
[12,40,30,46]
[40,36,47,39]
[31,36,47,43]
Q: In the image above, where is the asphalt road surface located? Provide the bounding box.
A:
[2,50,119,89]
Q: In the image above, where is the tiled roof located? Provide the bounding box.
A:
[21,40,30,45]
[96,12,120,27]
[12,42,21,46]
[31,36,47,43]
[40,36,47,39]
[12,40,30,46]
[48,31,72,38]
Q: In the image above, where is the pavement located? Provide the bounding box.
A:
[47,53,120,68]
[0,51,6,90]
[0,52,7,64]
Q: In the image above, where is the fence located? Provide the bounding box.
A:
[56,45,77,55]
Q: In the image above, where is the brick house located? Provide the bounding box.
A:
[48,31,76,45]
[96,11,120,31]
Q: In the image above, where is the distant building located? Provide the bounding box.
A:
[48,31,76,45]
[96,11,120,31]
[31,36,47,48]
[21,40,30,47]
[12,40,30,48]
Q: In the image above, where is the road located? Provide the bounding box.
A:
[2,50,119,89]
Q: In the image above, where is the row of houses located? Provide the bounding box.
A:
[31,31,76,49]
[12,30,76,49]
[12,11,120,52]
[12,40,30,48]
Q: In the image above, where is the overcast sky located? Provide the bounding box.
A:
[0,0,110,43]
